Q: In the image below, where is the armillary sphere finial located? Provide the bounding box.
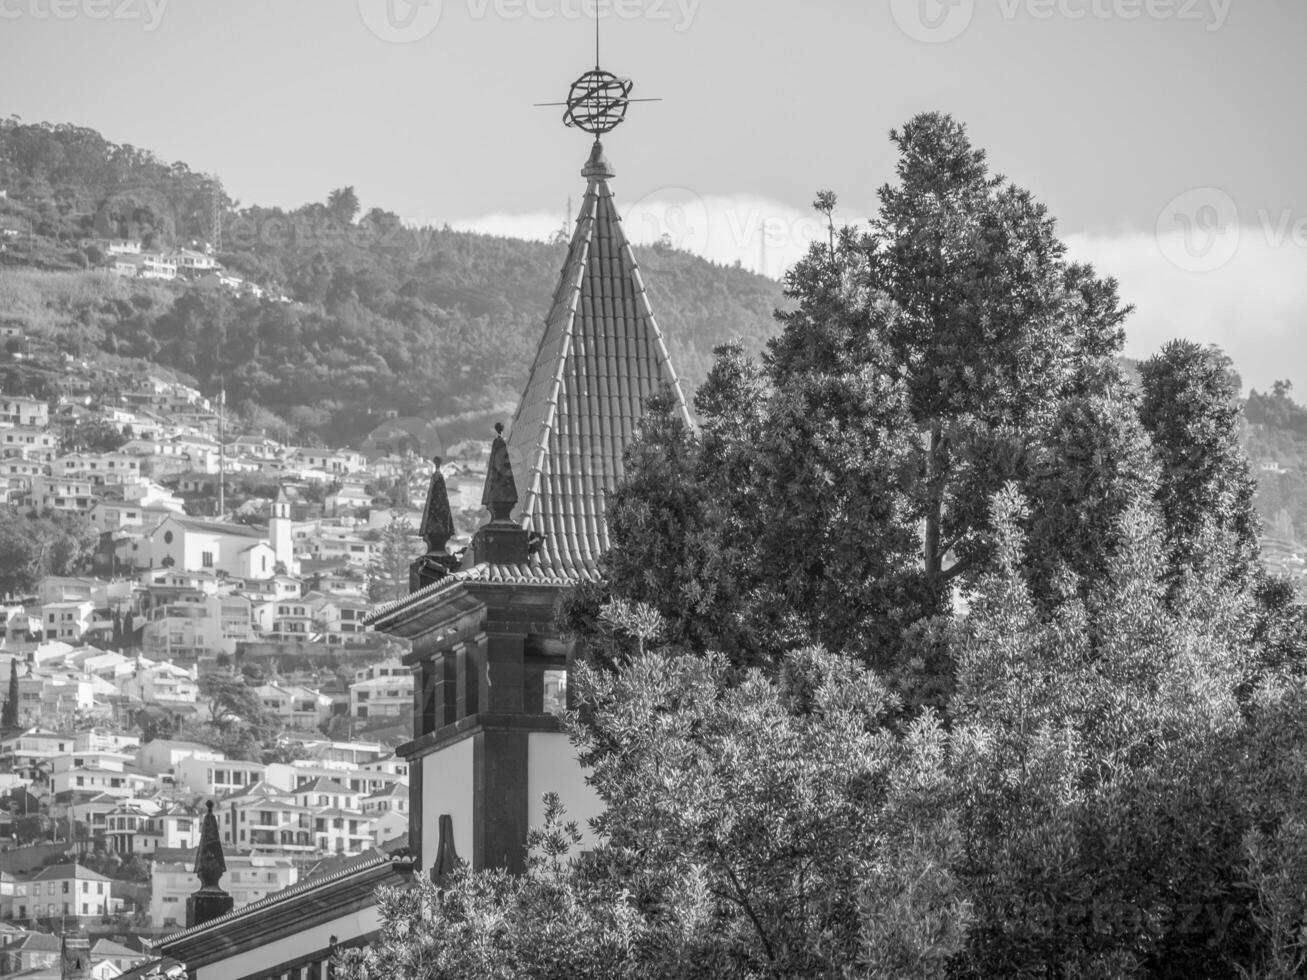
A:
[535,67,660,138]
[563,69,633,135]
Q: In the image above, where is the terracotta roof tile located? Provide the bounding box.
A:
[508,154,690,581]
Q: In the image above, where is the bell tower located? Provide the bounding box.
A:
[367,61,689,876]
[269,486,295,575]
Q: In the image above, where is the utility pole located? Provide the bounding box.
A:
[217,386,226,518]
[209,175,223,254]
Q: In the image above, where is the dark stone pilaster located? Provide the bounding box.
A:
[472,729,529,873]
[441,649,458,727]
[408,759,423,865]
[416,661,433,738]
[483,629,525,714]
[524,662,544,715]
[453,641,472,720]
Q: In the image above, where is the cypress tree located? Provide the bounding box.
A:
[3,659,19,729]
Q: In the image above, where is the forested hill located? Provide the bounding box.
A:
[1245,382,1307,544]
[0,118,787,445]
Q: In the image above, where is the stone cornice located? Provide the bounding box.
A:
[157,852,413,969]
[398,712,564,762]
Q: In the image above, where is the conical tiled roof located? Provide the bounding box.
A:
[507,141,691,580]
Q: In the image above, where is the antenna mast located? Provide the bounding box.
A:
[532,2,661,136]
[218,386,226,518]
[208,175,222,254]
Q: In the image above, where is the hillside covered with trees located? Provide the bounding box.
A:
[0,117,786,446]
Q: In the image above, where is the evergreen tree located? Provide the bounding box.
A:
[590,112,1139,666]
[1138,340,1260,593]
[3,659,18,729]
[366,514,417,604]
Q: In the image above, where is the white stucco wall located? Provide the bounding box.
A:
[421,736,475,868]
[527,731,603,849]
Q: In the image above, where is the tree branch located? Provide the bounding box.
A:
[937,528,968,561]
[940,551,979,583]
[710,842,776,965]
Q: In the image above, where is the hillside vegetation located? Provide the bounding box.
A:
[0,117,787,445]
[8,115,1307,580]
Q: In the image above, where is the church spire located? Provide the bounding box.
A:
[504,68,690,581]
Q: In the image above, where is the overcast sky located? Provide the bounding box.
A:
[2,0,1305,391]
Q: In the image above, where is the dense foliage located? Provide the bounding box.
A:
[338,499,1307,978]
[577,114,1165,671]
[1246,380,1307,553]
[338,602,968,980]
[0,506,98,598]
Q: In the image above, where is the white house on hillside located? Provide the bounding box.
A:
[147,516,276,579]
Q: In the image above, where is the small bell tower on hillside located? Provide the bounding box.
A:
[269,485,295,575]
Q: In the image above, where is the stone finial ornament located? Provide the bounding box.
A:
[194,800,226,888]
[186,800,234,927]
[482,423,518,522]
[432,813,461,886]
[419,454,455,555]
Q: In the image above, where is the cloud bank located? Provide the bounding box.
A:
[453,196,1307,394]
